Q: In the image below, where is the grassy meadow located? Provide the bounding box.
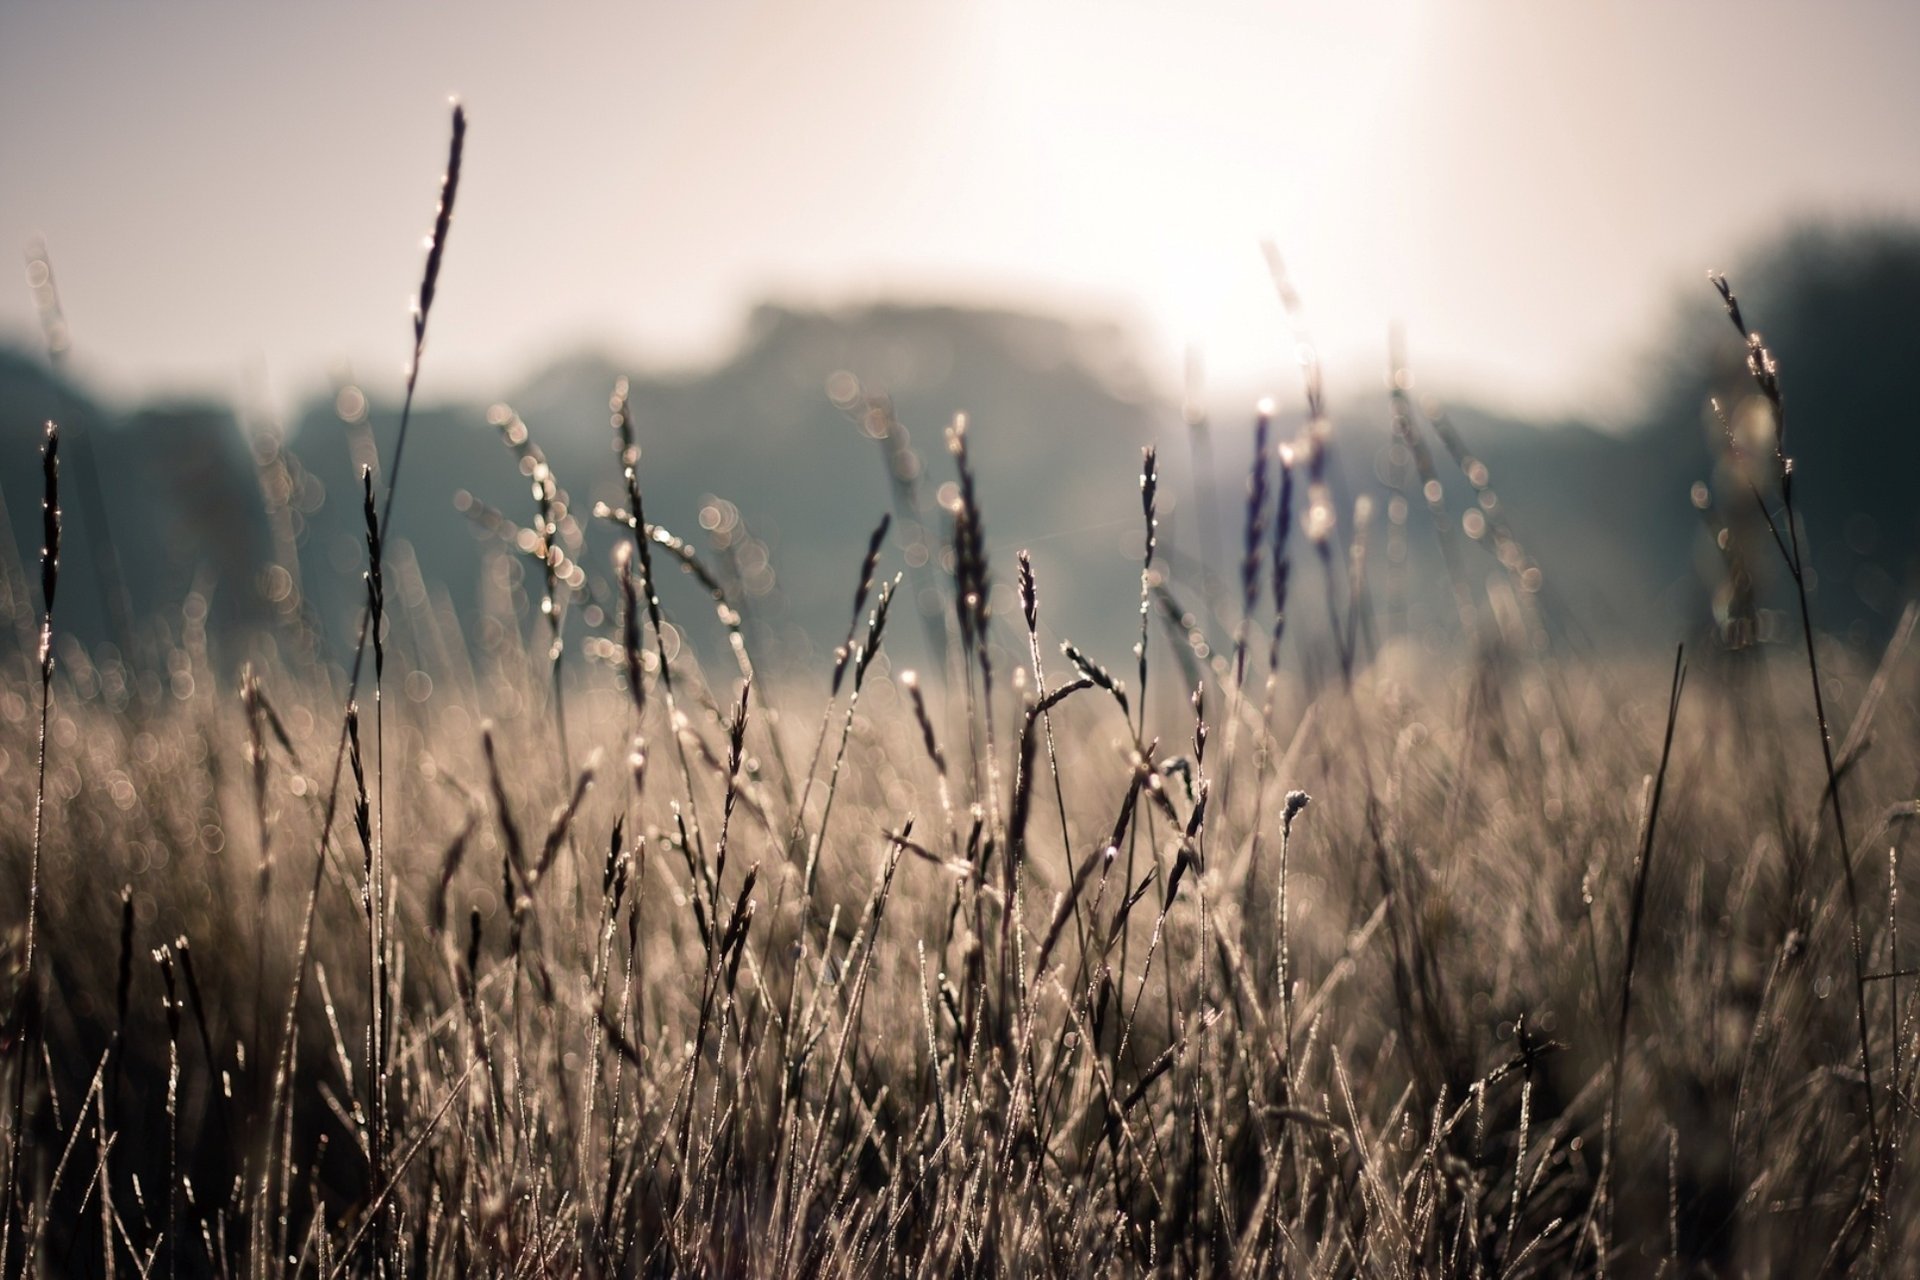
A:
[4,107,1920,1279]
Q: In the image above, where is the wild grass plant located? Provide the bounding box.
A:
[2,106,1919,1278]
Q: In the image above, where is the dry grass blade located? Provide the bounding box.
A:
[3,422,58,1269]
[1601,644,1686,1248]
[1709,271,1884,1211]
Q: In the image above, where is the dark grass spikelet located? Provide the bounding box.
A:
[1137,446,1157,720]
[156,943,181,1043]
[718,863,759,965]
[1282,788,1310,833]
[855,575,901,689]
[241,663,275,1064]
[714,678,751,890]
[490,406,568,660]
[1240,406,1271,629]
[799,573,902,896]
[592,496,754,689]
[37,422,59,671]
[1007,675,1091,877]
[1121,1041,1180,1114]
[535,765,596,885]
[1230,403,1274,695]
[832,513,892,696]
[724,904,754,997]
[413,102,466,353]
[902,671,947,777]
[615,541,646,719]
[379,100,467,537]
[1183,778,1209,855]
[431,814,476,935]
[1062,639,1118,698]
[492,404,576,761]
[113,886,136,1035]
[361,468,385,684]
[1269,444,1296,668]
[463,908,484,1001]
[1159,844,1190,917]
[951,506,983,658]
[676,813,713,954]
[1191,684,1209,766]
[603,818,628,908]
[481,726,528,916]
[1062,640,1129,720]
[1006,709,1041,876]
[1030,675,1093,721]
[1709,271,1786,462]
[1033,842,1109,979]
[727,679,751,779]
[1141,447,1159,567]
[945,415,991,670]
[1017,549,1038,636]
[103,882,137,1119]
[253,680,297,761]
[1109,853,1161,944]
[650,526,743,642]
[610,381,672,691]
[345,703,373,890]
[242,667,271,859]
[171,938,221,1091]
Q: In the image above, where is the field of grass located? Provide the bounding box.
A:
[4,106,1920,1279]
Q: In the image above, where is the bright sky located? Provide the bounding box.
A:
[4,0,1919,422]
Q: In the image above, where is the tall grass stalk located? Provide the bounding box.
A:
[264,102,463,1278]
[1599,644,1686,1254]
[1710,272,1883,1210]
[2,422,57,1273]
[611,381,707,863]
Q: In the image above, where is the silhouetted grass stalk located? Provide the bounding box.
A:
[611,381,707,865]
[2,422,57,1272]
[266,102,463,1276]
[1710,272,1883,1212]
[1598,644,1686,1254]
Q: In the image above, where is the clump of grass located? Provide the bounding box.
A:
[9,108,1920,1280]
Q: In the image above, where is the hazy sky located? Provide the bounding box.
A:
[5,1,1920,422]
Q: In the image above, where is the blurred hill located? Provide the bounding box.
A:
[278,302,1169,681]
[3,221,1916,688]
[0,352,273,672]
